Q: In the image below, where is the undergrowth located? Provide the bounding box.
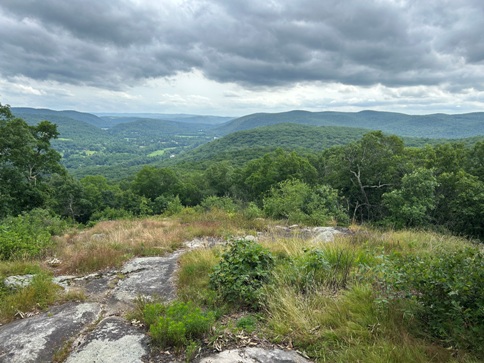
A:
[176,228,482,362]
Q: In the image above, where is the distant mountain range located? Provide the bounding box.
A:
[215,110,484,139]
[9,107,484,178]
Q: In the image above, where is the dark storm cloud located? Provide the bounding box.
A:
[0,0,483,90]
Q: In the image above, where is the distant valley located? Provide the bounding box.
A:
[12,107,484,179]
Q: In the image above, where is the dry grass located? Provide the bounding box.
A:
[50,211,269,275]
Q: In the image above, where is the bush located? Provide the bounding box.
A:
[381,248,484,356]
[0,209,62,260]
[144,301,215,349]
[243,202,263,220]
[263,180,348,226]
[199,196,237,213]
[209,240,274,309]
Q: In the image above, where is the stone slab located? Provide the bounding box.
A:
[0,302,101,363]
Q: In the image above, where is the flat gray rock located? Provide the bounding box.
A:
[65,317,149,363]
[198,347,311,363]
[107,253,182,314]
[0,302,101,363]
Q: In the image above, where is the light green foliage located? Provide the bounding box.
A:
[296,247,355,291]
[263,179,348,225]
[164,195,184,215]
[380,248,484,357]
[243,202,263,220]
[382,168,438,228]
[199,196,237,213]
[209,240,274,309]
[0,209,65,260]
[144,301,215,349]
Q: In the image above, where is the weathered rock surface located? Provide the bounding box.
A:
[0,235,320,362]
[106,252,182,315]
[3,274,35,289]
[198,347,311,363]
[65,317,149,363]
[0,302,101,363]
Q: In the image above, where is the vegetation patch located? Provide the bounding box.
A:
[209,239,274,310]
[143,300,215,351]
[147,149,165,157]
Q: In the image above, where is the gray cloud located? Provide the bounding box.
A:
[0,0,483,91]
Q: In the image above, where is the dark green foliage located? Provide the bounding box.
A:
[323,131,405,222]
[240,148,318,201]
[143,301,215,349]
[435,171,484,238]
[235,315,258,333]
[0,104,65,218]
[382,248,484,355]
[209,240,274,309]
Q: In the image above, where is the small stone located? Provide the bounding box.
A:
[47,257,62,267]
[4,274,35,289]
[243,235,257,242]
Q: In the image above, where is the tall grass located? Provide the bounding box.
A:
[176,227,480,362]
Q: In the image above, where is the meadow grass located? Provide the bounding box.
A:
[176,227,480,362]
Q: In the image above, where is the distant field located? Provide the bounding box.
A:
[148,150,166,157]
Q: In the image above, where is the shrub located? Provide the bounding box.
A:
[209,240,274,309]
[263,180,349,226]
[199,196,237,213]
[243,202,263,220]
[144,301,215,349]
[381,248,484,356]
[0,209,62,260]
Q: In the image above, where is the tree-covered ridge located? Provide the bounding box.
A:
[2,103,484,239]
[216,109,484,138]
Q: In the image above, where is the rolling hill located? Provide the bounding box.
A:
[215,110,484,138]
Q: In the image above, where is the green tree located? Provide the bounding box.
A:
[322,131,405,222]
[0,103,64,218]
[263,179,348,225]
[240,149,318,202]
[435,171,484,238]
[80,175,123,216]
[131,166,181,201]
[204,161,236,197]
[382,168,438,228]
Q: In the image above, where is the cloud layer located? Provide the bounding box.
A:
[1,0,483,113]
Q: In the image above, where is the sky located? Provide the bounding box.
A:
[1,0,484,116]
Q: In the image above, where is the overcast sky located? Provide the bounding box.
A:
[1,0,483,116]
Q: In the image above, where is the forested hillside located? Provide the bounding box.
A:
[3,103,483,239]
[217,109,484,138]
